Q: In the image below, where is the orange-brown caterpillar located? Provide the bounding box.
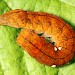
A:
[0,9,75,66]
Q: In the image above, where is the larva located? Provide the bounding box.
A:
[0,9,75,66]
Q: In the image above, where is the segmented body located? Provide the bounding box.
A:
[0,9,75,66]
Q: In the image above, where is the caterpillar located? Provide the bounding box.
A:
[0,9,75,66]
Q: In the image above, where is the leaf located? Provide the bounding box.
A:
[0,63,4,75]
[58,63,75,75]
[0,0,75,75]
[60,0,75,7]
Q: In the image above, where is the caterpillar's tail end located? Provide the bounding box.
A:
[0,9,27,28]
[0,16,4,25]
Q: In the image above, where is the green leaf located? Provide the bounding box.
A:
[58,63,75,75]
[60,0,75,7]
[0,0,75,75]
[0,0,11,14]
[0,26,28,75]
[0,63,4,75]
[45,66,58,75]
